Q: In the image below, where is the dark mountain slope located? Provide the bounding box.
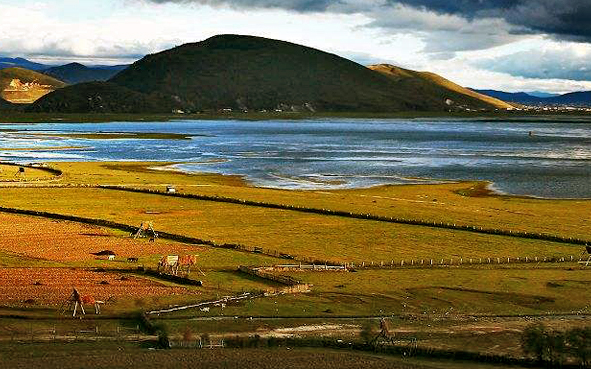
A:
[109,34,429,112]
[0,97,15,111]
[29,82,178,113]
[43,63,124,84]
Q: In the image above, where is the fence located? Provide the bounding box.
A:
[0,325,144,343]
[351,254,588,270]
[100,185,591,247]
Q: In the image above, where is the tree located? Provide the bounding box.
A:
[360,321,376,345]
[522,324,548,363]
[566,327,591,367]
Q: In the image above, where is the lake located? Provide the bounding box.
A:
[1,118,590,198]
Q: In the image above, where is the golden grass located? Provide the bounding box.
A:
[0,187,580,263]
[41,162,591,241]
[0,164,55,181]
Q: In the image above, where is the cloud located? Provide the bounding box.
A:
[476,44,591,81]
[363,4,523,53]
[143,0,591,47]
[0,3,179,64]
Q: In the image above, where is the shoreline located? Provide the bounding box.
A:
[1,111,591,124]
[147,162,591,201]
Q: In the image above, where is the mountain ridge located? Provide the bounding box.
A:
[474,89,591,106]
[42,63,125,84]
[33,34,514,113]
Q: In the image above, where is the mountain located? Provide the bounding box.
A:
[0,57,49,71]
[474,89,591,106]
[526,91,559,98]
[0,67,66,104]
[471,89,544,105]
[369,65,513,110]
[42,63,127,84]
[33,35,510,114]
[546,91,591,106]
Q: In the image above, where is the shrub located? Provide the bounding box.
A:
[566,327,591,366]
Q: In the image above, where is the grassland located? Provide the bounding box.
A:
[0,164,54,181]
[0,159,588,366]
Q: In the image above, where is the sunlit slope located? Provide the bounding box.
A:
[369,64,513,110]
[0,67,66,104]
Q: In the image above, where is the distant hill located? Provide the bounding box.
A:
[546,91,591,106]
[472,90,544,105]
[0,68,66,104]
[42,63,127,84]
[526,91,559,99]
[0,57,49,71]
[34,35,511,114]
[369,65,513,110]
[474,89,591,106]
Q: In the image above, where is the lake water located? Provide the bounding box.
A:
[1,118,590,198]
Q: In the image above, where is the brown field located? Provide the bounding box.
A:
[0,213,197,262]
[0,268,193,306]
[0,344,524,369]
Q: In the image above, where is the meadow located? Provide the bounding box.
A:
[0,159,587,366]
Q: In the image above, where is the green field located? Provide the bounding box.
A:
[0,160,588,367]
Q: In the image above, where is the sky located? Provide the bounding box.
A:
[2,0,591,94]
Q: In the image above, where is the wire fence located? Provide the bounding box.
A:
[100,185,591,247]
[0,325,144,343]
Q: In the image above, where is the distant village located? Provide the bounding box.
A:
[5,78,53,92]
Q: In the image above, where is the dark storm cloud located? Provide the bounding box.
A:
[396,0,591,41]
[144,0,591,42]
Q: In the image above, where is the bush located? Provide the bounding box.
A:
[521,323,591,367]
[566,327,591,366]
[360,321,376,344]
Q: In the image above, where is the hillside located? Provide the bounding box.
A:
[42,63,125,84]
[108,34,431,113]
[0,57,49,71]
[34,35,511,114]
[369,65,513,110]
[30,82,178,113]
[0,97,15,111]
[0,68,66,104]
